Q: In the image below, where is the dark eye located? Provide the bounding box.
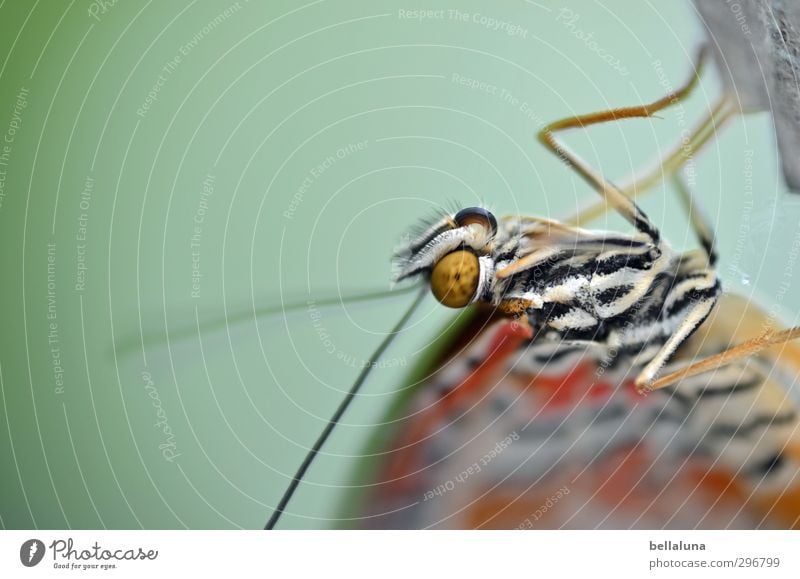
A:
[454,207,497,236]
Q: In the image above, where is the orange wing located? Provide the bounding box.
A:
[351,295,800,529]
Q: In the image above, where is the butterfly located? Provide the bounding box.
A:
[264,46,800,530]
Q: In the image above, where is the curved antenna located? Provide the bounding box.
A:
[115,283,423,356]
[264,284,428,530]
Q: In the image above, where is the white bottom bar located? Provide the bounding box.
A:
[1,530,797,577]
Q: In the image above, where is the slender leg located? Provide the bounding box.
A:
[634,284,718,391]
[566,97,737,228]
[630,168,724,389]
[619,98,735,199]
[641,326,800,393]
[539,46,710,241]
[540,113,660,243]
[670,172,717,265]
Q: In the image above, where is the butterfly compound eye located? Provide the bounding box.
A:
[430,250,480,308]
[454,207,497,236]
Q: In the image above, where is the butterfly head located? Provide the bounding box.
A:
[394,206,499,308]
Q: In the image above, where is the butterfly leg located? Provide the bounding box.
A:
[540,45,736,232]
[641,325,800,393]
[633,275,720,391]
[539,46,710,241]
[566,96,737,227]
[670,172,717,264]
[620,143,725,389]
[630,170,722,389]
[539,119,660,244]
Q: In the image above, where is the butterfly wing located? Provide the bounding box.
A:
[347,294,800,529]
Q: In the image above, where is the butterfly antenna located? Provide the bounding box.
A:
[264,284,427,529]
[116,283,423,356]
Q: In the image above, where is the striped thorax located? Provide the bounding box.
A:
[395,206,720,374]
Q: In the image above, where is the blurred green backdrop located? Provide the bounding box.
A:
[1,0,799,529]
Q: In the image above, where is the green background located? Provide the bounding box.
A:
[1,0,799,529]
